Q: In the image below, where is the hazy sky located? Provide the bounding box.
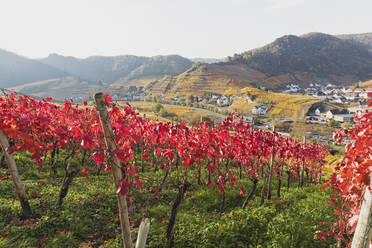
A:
[0,0,371,59]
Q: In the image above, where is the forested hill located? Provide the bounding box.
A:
[226,32,372,81]
[336,32,372,52]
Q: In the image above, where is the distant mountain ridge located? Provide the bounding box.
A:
[0,49,67,88]
[0,50,193,99]
[1,31,372,99]
[39,54,193,86]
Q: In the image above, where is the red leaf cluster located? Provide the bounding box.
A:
[320,97,372,244]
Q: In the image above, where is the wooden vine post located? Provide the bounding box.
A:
[267,125,275,200]
[136,218,151,248]
[300,136,306,187]
[0,130,32,218]
[351,174,372,248]
[0,148,6,168]
[94,93,133,248]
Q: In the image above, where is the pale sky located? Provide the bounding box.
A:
[0,0,371,59]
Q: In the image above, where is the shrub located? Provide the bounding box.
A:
[153,103,163,114]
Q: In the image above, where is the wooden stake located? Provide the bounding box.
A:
[135,218,150,248]
[0,130,32,218]
[300,136,306,187]
[267,125,275,200]
[351,175,372,248]
[94,93,133,248]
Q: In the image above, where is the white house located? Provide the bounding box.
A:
[353,88,365,94]
[314,91,327,100]
[345,95,357,101]
[315,108,321,116]
[157,94,165,101]
[252,106,260,115]
[316,95,327,100]
[348,105,369,113]
[245,96,254,103]
[243,116,254,123]
[333,114,354,123]
[326,109,349,120]
[322,89,333,95]
[332,98,347,104]
[133,95,144,101]
[284,84,301,93]
[252,106,268,116]
[217,95,229,107]
[342,88,353,94]
[360,90,372,99]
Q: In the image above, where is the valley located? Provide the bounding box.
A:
[1,31,371,141]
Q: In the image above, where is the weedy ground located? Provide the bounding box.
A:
[0,154,337,248]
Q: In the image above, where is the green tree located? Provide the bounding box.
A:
[186,95,194,106]
[341,122,351,130]
[203,116,214,126]
[128,86,137,93]
[153,103,163,115]
[348,102,357,108]
[328,119,339,128]
[158,108,167,117]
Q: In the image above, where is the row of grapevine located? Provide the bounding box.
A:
[322,95,372,248]
[0,91,329,247]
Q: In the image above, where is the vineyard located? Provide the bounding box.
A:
[0,91,371,248]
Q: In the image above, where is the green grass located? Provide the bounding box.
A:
[0,154,338,248]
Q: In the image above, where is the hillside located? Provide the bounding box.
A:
[360,79,372,89]
[229,87,321,120]
[10,76,104,100]
[227,33,372,83]
[146,61,356,97]
[40,54,193,86]
[337,32,372,52]
[146,63,267,96]
[0,49,67,88]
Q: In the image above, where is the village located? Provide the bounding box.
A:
[283,81,371,125]
[89,81,371,134]
[284,81,370,104]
